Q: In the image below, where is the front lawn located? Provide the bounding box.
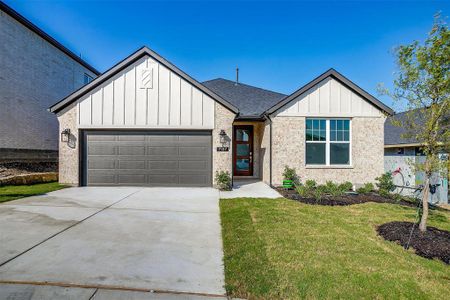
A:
[220,198,450,299]
[0,182,66,203]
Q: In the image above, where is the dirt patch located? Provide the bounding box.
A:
[0,162,57,179]
[377,221,450,264]
[276,187,416,207]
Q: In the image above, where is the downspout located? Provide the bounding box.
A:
[266,114,273,187]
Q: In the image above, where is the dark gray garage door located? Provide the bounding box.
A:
[82,131,212,187]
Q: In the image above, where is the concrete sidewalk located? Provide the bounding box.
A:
[220,179,282,199]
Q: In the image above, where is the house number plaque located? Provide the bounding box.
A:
[217,147,229,152]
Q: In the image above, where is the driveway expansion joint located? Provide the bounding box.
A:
[88,288,99,300]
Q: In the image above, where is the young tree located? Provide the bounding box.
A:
[380,14,449,232]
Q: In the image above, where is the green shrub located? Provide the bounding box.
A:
[297,179,351,199]
[339,181,353,192]
[296,179,318,198]
[282,166,300,186]
[356,182,374,194]
[375,172,395,197]
[305,179,317,190]
[313,185,327,200]
[296,185,310,197]
[324,181,343,196]
[215,171,232,191]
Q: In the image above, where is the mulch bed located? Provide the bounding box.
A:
[377,221,450,264]
[276,187,416,207]
[0,162,57,179]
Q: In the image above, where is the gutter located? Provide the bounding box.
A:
[384,143,421,148]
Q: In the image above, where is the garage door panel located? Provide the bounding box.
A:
[119,160,147,170]
[88,174,116,184]
[179,135,211,146]
[179,146,210,156]
[117,135,146,141]
[147,147,178,155]
[179,160,208,171]
[147,175,178,185]
[118,174,146,184]
[149,161,178,170]
[179,175,208,185]
[88,145,116,155]
[88,135,116,141]
[88,159,116,170]
[118,146,146,155]
[84,131,212,187]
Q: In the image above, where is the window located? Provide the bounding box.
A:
[306,119,351,165]
[84,73,93,85]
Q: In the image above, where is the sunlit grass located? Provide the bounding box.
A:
[220,198,450,299]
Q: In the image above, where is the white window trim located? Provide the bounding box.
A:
[305,118,352,167]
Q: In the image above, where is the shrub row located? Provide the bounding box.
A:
[283,166,397,199]
[296,180,353,199]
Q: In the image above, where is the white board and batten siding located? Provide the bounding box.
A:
[276,77,383,117]
[78,56,215,129]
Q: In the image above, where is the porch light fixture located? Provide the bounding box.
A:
[219,130,227,144]
[61,128,70,143]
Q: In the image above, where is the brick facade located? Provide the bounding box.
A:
[0,10,96,151]
[270,116,386,185]
[57,103,79,185]
[212,103,236,186]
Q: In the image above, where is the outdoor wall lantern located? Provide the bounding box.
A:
[61,128,71,143]
[219,130,227,144]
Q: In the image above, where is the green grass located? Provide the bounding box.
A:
[0,182,67,203]
[220,198,450,299]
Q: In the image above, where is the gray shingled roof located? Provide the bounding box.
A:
[385,108,449,146]
[202,78,286,117]
[385,109,427,145]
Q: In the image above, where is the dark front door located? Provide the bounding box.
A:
[233,125,253,176]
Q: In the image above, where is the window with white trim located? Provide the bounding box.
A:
[306,119,351,165]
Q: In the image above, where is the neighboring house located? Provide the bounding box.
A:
[49,46,393,187]
[384,110,448,204]
[0,1,99,162]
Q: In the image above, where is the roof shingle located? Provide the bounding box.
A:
[202,78,286,117]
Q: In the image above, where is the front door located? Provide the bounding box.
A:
[233,125,253,176]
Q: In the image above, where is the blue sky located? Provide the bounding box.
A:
[6,0,450,110]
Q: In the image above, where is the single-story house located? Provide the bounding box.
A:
[385,110,448,203]
[49,46,394,187]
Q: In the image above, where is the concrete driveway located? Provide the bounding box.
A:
[0,187,225,299]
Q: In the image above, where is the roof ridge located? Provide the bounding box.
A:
[203,77,287,96]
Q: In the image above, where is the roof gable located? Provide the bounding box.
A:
[265,69,394,116]
[49,46,239,114]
